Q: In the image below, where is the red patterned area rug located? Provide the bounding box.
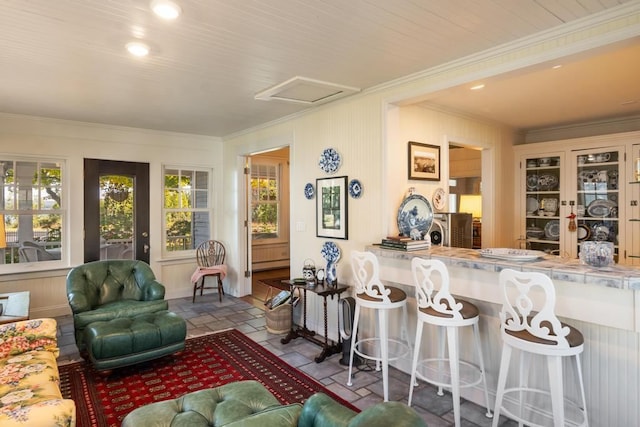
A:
[59,329,356,427]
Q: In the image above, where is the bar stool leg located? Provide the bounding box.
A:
[346,304,361,387]
[574,354,589,426]
[446,326,461,427]
[519,351,530,427]
[379,308,389,401]
[472,323,493,418]
[408,319,424,406]
[492,343,512,427]
[436,326,446,396]
[548,355,565,427]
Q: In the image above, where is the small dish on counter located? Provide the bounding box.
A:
[479,248,546,261]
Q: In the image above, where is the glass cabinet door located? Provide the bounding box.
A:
[627,144,640,265]
[573,147,624,262]
[523,154,563,254]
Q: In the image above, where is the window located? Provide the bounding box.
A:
[0,158,64,267]
[163,167,211,253]
[251,162,280,240]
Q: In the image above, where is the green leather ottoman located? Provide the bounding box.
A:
[121,379,427,427]
[83,310,186,372]
[121,380,293,427]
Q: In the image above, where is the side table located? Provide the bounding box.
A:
[280,280,348,363]
[0,291,30,325]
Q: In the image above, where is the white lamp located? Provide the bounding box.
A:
[459,194,482,222]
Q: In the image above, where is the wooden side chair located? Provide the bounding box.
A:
[192,240,227,303]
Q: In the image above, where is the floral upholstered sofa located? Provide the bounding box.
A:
[0,318,76,427]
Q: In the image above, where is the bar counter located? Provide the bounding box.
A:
[363,244,640,425]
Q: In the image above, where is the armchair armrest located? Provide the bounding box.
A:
[0,318,59,358]
[142,279,165,301]
[298,393,426,427]
[298,393,358,427]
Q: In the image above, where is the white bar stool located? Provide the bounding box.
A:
[408,258,492,427]
[493,269,588,427]
[347,250,411,401]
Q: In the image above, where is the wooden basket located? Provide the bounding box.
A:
[265,303,292,334]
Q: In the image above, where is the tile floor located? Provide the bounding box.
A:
[55,294,517,427]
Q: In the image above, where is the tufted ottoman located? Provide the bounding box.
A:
[121,380,295,427]
[122,379,428,427]
[83,310,186,372]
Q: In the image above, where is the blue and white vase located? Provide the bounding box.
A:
[326,260,338,286]
[321,242,341,286]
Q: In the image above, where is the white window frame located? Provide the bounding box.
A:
[250,159,287,245]
[0,156,66,273]
[162,165,213,257]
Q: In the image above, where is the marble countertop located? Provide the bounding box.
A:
[367,244,640,291]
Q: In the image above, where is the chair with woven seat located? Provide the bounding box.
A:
[408,258,492,427]
[493,269,588,427]
[347,250,411,402]
[192,240,227,303]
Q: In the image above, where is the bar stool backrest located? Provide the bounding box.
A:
[498,269,570,349]
[411,257,464,320]
[351,251,392,303]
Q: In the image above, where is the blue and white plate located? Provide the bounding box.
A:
[348,179,363,198]
[321,241,341,263]
[319,148,341,174]
[304,183,315,200]
[397,194,434,239]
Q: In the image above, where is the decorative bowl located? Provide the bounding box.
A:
[537,174,559,191]
[579,241,614,267]
[526,227,545,239]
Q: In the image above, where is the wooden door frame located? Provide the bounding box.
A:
[83,159,150,263]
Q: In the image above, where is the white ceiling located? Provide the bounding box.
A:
[0,0,638,138]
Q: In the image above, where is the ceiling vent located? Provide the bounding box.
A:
[255,76,360,105]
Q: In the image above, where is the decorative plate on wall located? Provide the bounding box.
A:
[318,148,341,174]
[321,241,341,263]
[348,179,363,198]
[304,183,315,200]
[432,187,446,211]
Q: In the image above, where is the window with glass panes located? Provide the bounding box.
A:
[163,167,210,252]
[0,159,64,267]
[251,162,280,239]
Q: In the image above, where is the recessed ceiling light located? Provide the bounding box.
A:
[126,41,150,57]
[151,0,182,20]
[470,84,485,90]
[552,64,563,69]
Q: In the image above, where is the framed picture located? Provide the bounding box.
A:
[316,176,348,239]
[408,141,440,181]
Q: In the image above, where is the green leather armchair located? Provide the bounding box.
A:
[66,260,169,353]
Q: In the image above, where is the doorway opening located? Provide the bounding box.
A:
[448,143,483,248]
[245,147,290,306]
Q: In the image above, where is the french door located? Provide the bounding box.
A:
[83,159,150,263]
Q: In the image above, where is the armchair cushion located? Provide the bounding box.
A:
[0,317,59,359]
[0,319,76,427]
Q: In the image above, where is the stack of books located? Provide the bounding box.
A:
[379,236,431,251]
